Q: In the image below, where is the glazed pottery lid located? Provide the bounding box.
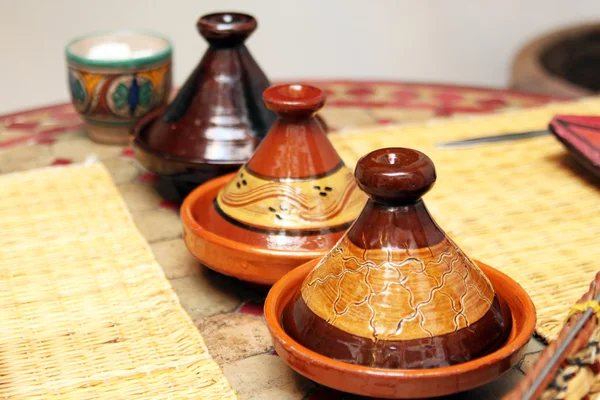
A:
[284,148,511,369]
[136,12,275,165]
[202,84,366,251]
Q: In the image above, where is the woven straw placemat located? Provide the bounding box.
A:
[0,163,236,399]
[330,96,600,342]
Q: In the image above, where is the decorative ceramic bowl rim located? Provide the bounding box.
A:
[264,258,536,394]
[180,173,328,259]
[65,29,173,69]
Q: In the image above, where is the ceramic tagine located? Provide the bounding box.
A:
[181,84,366,285]
[132,12,276,201]
[265,147,536,398]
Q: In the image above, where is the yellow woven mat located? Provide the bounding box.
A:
[330,96,600,342]
[0,164,236,399]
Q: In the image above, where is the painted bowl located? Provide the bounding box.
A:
[264,258,536,399]
[66,30,172,144]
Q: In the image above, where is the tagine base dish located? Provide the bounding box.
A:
[265,258,536,399]
[181,173,327,286]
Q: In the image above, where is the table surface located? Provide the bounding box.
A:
[0,80,558,399]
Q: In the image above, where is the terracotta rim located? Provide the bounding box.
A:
[263,84,326,112]
[180,173,328,260]
[265,258,536,397]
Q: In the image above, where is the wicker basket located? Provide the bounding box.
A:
[511,22,600,97]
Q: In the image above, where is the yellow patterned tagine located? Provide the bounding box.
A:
[284,147,511,369]
[180,84,368,286]
[216,165,364,232]
[194,84,368,252]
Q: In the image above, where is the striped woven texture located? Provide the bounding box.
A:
[330,96,600,342]
[0,164,236,399]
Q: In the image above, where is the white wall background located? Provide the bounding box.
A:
[1,0,599,114]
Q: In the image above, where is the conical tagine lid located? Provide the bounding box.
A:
[285,148,510,369]
[203,84,366,251]
[139,12,275,165]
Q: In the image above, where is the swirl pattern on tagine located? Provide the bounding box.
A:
[216,166,366,231]
[300,236,495,341]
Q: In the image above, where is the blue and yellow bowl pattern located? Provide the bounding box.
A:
[65,31,172,143]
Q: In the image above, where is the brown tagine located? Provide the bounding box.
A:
[283,148,511,369]
[265,260,535,398]
[181,84,365,285]
[132,12,276,201]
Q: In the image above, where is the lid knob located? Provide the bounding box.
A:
[262,84,325,118]
[197,12,257,46]
[355,148,436,204]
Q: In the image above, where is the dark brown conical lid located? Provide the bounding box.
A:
[201,84,366,251]
[138,12,276,165]
[284,148,511,369]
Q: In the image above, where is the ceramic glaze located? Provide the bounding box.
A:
[285,148,510,368]
[133,12,275,201]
